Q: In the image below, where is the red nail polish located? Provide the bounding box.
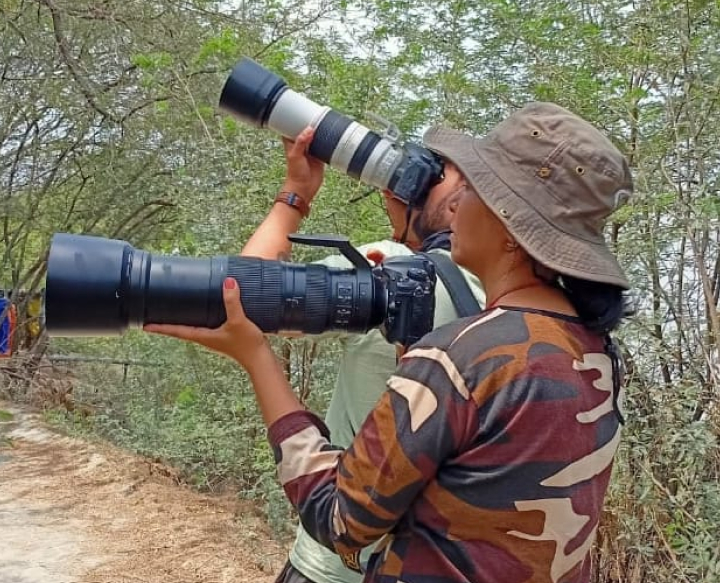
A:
[224,278,236,290]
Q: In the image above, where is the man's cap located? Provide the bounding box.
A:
[423,102,632,288]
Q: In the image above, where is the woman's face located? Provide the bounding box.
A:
[450,186,508,279]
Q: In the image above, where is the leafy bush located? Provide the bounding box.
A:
[594,378,720,582]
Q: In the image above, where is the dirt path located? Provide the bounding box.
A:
[0,402,287,583]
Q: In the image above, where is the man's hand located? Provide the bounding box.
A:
[241,126,325,260]
[365,249,386,265]
[281,126,325,203]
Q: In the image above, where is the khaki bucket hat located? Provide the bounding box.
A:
[423,102,633,289]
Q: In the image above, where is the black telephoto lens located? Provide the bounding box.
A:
[44,234,384,337]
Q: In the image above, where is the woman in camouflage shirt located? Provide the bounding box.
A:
[147,102,632,583]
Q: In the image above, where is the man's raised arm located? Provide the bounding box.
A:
[241,127,324,260]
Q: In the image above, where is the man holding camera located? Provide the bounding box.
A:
[241,127,485,583]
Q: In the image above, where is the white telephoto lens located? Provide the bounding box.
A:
[360,140,403,190]
[329,122,372,172]
[267,89,329,139]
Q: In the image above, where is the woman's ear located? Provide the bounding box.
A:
[445,188,463,217]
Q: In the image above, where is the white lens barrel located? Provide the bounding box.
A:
[330,122,371,172]
[360,141,403,190]
[267,89,329,139]
[266,88,404,193]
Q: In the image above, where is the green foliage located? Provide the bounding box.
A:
[196,28,245,64]
[130,52,174,70]
[598,378,720,581]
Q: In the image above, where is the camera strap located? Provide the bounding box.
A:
[419,252,482,318]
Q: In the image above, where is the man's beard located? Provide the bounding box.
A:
[412,208,441,242]
[412,184,464,241]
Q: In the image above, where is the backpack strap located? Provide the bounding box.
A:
[419,252,481,318]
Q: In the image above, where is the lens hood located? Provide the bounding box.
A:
[218,57,287,127]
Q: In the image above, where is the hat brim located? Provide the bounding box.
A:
[424,127,630,289]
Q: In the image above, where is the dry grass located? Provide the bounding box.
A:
[0,403,287,583]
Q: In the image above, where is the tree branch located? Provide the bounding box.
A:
[40,0,119,123]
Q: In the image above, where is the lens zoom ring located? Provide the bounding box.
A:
[347,132,381,180]
[309,110,352,163]
[227,258,284,332]
[303,267,330,333]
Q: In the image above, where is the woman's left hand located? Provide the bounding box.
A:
[144,278,267,367]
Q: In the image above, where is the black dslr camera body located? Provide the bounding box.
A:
[45,233,436,347]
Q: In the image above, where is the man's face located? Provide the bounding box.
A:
[381,191,422,248]
[412,161,465,241]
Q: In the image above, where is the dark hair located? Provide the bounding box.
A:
[558,277,632,425]
[556,275,629,334]
[531,260,629,334]
[532,262,630,424]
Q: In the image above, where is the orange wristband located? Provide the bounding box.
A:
[274,191,311,218]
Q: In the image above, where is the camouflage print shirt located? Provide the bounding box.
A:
[268,307,624,583]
